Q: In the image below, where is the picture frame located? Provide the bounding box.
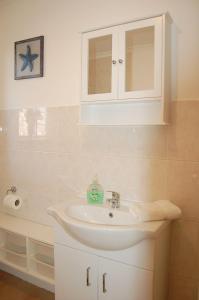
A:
[15,36,44,80]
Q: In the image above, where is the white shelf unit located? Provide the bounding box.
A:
[0,213,54,292]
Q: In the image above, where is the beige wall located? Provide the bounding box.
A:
[0,1,199,300]
[0,0,199,109]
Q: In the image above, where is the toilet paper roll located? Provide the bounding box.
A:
[3,194,23,210]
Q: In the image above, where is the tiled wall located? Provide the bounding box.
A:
[167,101,199,300]
[0,106,168,223]
[0,100,199,299]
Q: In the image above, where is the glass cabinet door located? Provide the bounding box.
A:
[118,16,163,99]
[82,28,118,101]
[88,35,112,95]
[125,26,154,92]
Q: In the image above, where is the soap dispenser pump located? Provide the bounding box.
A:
[87,176,104,205]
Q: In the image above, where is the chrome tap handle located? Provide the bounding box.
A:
[107,191,120,200]
[106,191,120,208]
[6,186,17,194]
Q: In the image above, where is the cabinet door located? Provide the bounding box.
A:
[82,27,118,101]
[118,16,163,100]
[55,245,98,300]
[98,258,153,300]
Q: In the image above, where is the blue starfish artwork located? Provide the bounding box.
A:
[19,45,39,72]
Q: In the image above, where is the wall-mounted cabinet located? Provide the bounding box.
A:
[80,14,172,125]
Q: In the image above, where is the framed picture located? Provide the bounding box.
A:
[15,36,44,80]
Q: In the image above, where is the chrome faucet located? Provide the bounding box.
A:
[106,191,120,209]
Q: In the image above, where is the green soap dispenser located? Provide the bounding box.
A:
[87,176,104,205]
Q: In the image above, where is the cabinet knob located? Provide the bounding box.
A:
[112,60,117,65]
[118,59,124,64]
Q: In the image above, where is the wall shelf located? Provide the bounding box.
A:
[0,213,54,292]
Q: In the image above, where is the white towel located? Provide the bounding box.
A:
[129,200,181,222]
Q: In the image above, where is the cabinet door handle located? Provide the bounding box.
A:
[86,267,91,286]
[112,60,117,65]
[118,59,124,64]
[102,273,107,293]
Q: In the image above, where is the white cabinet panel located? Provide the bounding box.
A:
[98,258,153,300]
[55,245,98,300]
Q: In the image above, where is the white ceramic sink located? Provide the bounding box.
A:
[67,204,138,226]
[48,201,167,251]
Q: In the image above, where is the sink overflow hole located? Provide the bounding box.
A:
[109,212,114,218]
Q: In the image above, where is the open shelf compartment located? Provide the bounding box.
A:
[28,239,54,282]
[29,258,54,283]
[0,248,27,270]
[0,229,27,255]
[0,229,27,270]
[29,239,54,267]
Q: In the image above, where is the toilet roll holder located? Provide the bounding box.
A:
[6,186,17,194]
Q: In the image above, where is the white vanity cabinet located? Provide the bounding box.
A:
[55,245,153,300]
[80,14,172,125]
[54,221,170,300]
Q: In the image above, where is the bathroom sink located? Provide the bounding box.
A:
[67,204,138,226]
[48,201,167,251]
